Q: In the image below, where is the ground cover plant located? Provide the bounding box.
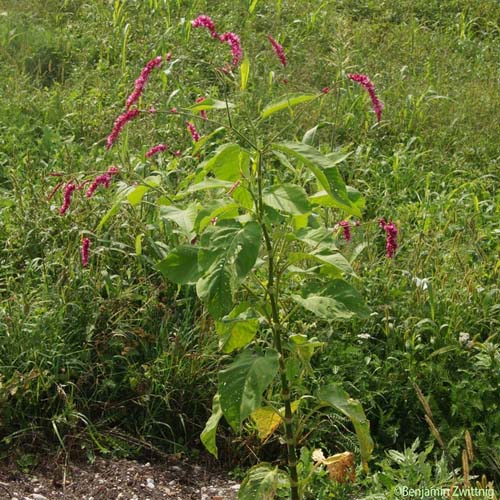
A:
[0,0,499,498]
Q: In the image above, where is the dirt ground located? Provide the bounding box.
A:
[0,456,240,500]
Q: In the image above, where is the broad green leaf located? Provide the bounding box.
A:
[239,464,288,500]
[289,251,353,276]
[157,245,201,285]
[196,143,249,182]
[159,204,197,237]
[200,221,262,280]
[126,175,161,206]
[216,303,259,353]
[261,93,318,119]
[200,393,223,458]
[318,384,374,471]
[323,280,370,319]
[96,198,122,231]
[219,349,279,431]
[272,142,358,216]
[251,401,301,441]
[196,262,233,318]
[198,203,239,233]
[240,56,250,90]
[187,179,234,193]
[291,294,357,320]
[263,184,311,215]
[310,186,365,211]
[289,334,325,363]
[192,126,225,155]
[189,97,235,111]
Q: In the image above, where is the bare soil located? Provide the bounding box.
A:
[0,456,240,500]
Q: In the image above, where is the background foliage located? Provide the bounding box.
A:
[0,0,498,493]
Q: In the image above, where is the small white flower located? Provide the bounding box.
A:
[312,448,325,463]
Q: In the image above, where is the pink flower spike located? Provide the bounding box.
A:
[47,181,63,201]
[196,96,208,120]
[125,56,163,110]
[379,218,398,258]
[107,165,120,175]
[106,108,140,149]
[165,52,173,61]
[86,173,112,198]
[186,121,200,142]
[219,32,243,66]
[267,35,287,67]
[191,15,218,38]
[81,237,90,267]
[145,143,168,158]
[348,73,384,122]
[322,87,330,94]
[174,150,182,157]
[60,183,76,215]
[170,107,178,114]
[338,220,351,242]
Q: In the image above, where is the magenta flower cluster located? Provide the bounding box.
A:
[379,218,398,258]
[145,143,168,158]
[106,108,140,149]
[186,121,200,142]
[348,73,384,122]
[126,56,163,110]
[267,35,287,67]
[60,183,76,215]
[81,237,90,267]
[338,220,352,242]
[192,15,243,66]
[86,166,120,198]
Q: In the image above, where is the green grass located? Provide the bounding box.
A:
[0,0,499,492]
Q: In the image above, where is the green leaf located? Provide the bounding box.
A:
[263,184,311,215]
[197,203,239,233]
[196,143,250,182]
[157,245,201,285]
[189,97,235,112]
[219,349,279,431]
[239,464,288,500]
[216,303,259,353]
[200,393,223,458]
[240,56,250,90]
[159,204,197,237]
[289,250,354,276]
[310,186,365,211]
[323,279,370,319]
[192,126,226,156]
[318,384,374,471]
[272,142,358,216]
[261,93,318,119]
[196,262,233,318]
[187,179,234,193]
[248,0,260,14]
[126,175,161,206]
[200,221,262,280]
[291,294,356,320]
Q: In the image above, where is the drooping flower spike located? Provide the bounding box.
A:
[145,143,168,158]
[106,108,140,149]
[219,32,243,66]
[338,220,351,242]
[81,237,90,267]
[86,166,120,198]
[125,56,163,110]
[191,15,218,38]
[267,35,287,67]
[348,73,384,122]
[60,182,76,215]
[186,121,200,142]
[379,218,398,258]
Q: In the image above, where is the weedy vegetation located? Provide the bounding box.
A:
[0,0,499,498]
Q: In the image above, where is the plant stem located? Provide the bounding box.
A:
[257,154,300,500]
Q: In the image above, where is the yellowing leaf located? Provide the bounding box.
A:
[251,400,301,441]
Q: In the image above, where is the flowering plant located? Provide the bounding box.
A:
[54,13,399,499]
